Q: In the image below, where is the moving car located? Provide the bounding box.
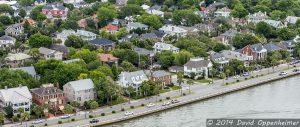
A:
[293,68,300,72]
[242,72,249,76]
[32,119,44,124]
[233,75,240,79]
[60,114,71,119]
[162,101,171,106]
[279,72,287,75]
[171,99,180,104]
[147,103,156,107]
[124,111,134,116]
[90,119,99,123]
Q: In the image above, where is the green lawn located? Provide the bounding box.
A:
[193,79,211,83]
[170,85,182,90]
[160,89,171,93]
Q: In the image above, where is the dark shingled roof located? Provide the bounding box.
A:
[89,38,115,45]
[31,86,63,96]
[184,59,211,68]
[0,35,15,41]
[50,44,69,53]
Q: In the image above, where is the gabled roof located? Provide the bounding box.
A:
[66,79,94,92]
[5,53,31,61]
[39,47,56,55]
[120,70,148,84]
[210,52,229,63]
[153,42,179,51]
[184,58,212,68]
[221,29,238,37]
[138,33,158,40]
[104,24,119,32]
[97,53,119,62]
[263,20,283,28]
[0,35,15,41]
[63,58,81,64]
[250,43,266,52]
[0,86,32,103]
[127,22,149,28]
[285,16,300,24]
[11,66,37,77]
[31,85,63,96]
[264,42,282,52]
[89,38,115,45]
[144,70,171,78]
[50,44,69,53]
[134,47,154,56]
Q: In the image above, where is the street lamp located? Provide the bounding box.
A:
[84,106,87,119]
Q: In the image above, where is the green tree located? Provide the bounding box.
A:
[0,16,12,25]
[30,6,46,21]
[65,35,86,48]
[177,72,184,95]
[173,9,202,26]
[17,108,24,124]
[97,6,118,27]
[138,14,163,29]
[64,104,74,114]
[277,28,296,40]
[156,51,175,69]
[18,8,26,18]
[0,112,4,125]
[233,33,260,49]
[270,10,286,20]
[230,3,248,18]
[89,101,99,109]
[21,112,30,125]
[71,49,97,63]
[174,50,194,66]
[28,48,41,61]
[28,33,52,48]
[186,80,193,94]
[120,60,137,72]
[0,4,13,15]
[4,105,13,118]
[255,21,273,38]
[19,0,34,6]
[32,105,43,118]
[111,64,119,79]
[120,4,144,18]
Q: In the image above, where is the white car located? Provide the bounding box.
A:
[32,119,44,124]
[242,72,249,76]
[279,72,287,75]
[60,114,71,119]
[124,111,134,116]
[147,103,156,107]
[162,101,171,106]
[233,75,240,79]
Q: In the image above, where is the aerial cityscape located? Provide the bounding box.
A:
[0,0,299,126]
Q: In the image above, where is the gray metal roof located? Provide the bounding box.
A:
[250,43,265,52]
[11,66,37,77]
[0,35,15,41]
[264,42,282,52]
[120,70,148,84]
[66,79,94,92]
[39,47,55,55]
[144,70,171,78]
[184,58,211,68]
[134,47,154,56]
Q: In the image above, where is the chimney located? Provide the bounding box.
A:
[5,86,7,90]
[19,84,22,88]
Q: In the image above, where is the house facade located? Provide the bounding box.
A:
[127,22,149,31]
[214,7,231,18]
[31,84,65,110]
[153,42,179,53]
[5,53,32,68]
[183,57,212,79]
[145,70,172,86]
[0,35,16,48]
[0,86,32,115]
[97,53,119,66]
[5,23,24,37]
[89,38,116,51]
[39,47,63,60]
[241,44,267,61]
[159,25,187,37]
[42,4,68,19]
[118,70,149,92]
[210,52,229,71]
[63,79,96,105]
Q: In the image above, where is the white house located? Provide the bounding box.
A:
[183,57,212,79]
[63,79,96,105]
[63,0,84,4]
[118,70,148,92]
[285,16,300,24]
[214,7,231,18]
[56,29,76,43]
[127,22,149,31]
[141,4,150,10]
[76,30,97,41]
[39,47,63,60]
[159,25,187,37]
[0,35,16,48]
[146,9,164,17]
[0,86,32,115]
[247,11,268,24]
[262,19,286,29]
[153,42,179,53]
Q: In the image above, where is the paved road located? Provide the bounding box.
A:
[5,63,299,127]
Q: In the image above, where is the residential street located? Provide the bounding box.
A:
[5,63,299,127]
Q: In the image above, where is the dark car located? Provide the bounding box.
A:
[293,69,300,72]
[90,119,99,123]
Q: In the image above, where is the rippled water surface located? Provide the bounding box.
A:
[106,76,300,127]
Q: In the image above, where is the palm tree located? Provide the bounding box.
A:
[177,72,184,96]
[225,69,231,79]
[186,80,193,94]
[127,86,134,104]
[17,108,24,125]
[21,112,30,125]
[0,112,5,125]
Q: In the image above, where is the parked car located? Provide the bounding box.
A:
[162,101,171,106]
[242,72,249,76]
[293,69,300,72]
[233,75,240,79]
[90,119,99,123]
[124,111,134,116]
[147,103,156,107]
[279,72,287,75]
[60,114,71,119]
[171,99,180,104]
[32,119,44,124]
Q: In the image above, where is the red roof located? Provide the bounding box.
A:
[97,53,119,62]
[104,24,119,32]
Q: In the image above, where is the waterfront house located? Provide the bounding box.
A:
[0,86,32,115]
[63,79,96,106]
[183,57,212,79]
[118,70,149,92]
[97,53,119,66]
[210,52,229,71]
[5,23,24,37]
[277,40,297,54]
[241,43,267,61]
[89,38,116,51]
[31,84,65,111]
[145,70,172,86]
[0,35,16,48]
[39,47,63,60]
[220,50,249,67]
[5,53,32,68]
[153,42,179,53]
[168,66,184,73]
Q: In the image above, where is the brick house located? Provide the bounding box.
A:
[97,53,119,66]
[42,4,68,19]
[241,44,267,61]
[145,70,172,86]
[31,84,65,111]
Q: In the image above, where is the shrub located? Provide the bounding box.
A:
[112,110,116,113]
[58,121,62,124]
[30,125,34,127]
[101,113,105,116]
[251,76,254,78]
[225,82,229,85]
[44,123,48,126]
[256,75,259,77]
[89,115,93,118]
[130,106,134,109]
[166,97,170,100]
[141,103,145,106]
[159,99,162,102]
[183,93,186,96]
[236,79,240,82]
[261,74,264,76]
[71,118,75,121]
[121,108,125,111]
[244,77,248,80]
